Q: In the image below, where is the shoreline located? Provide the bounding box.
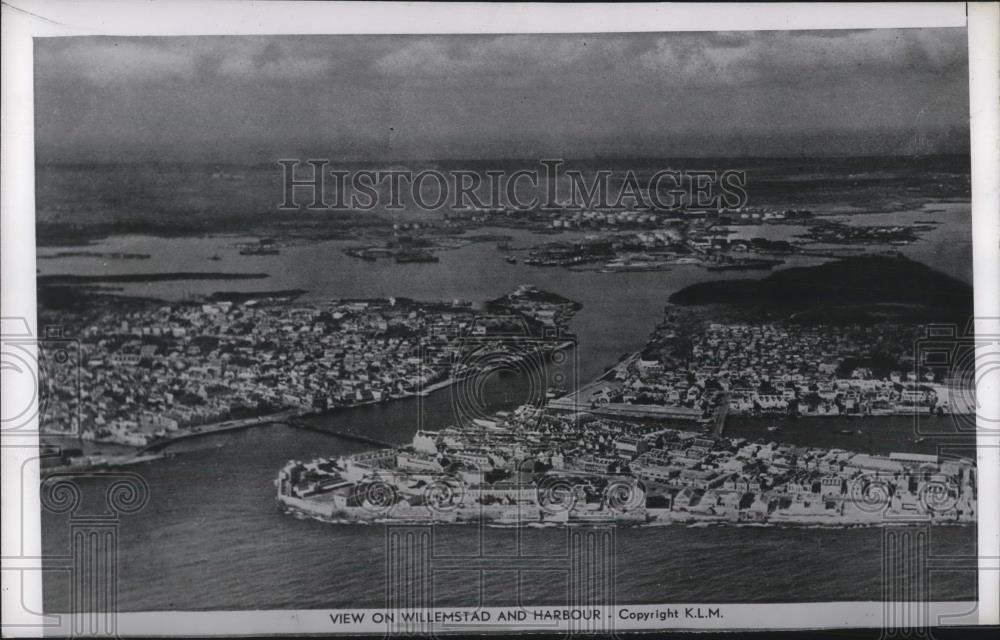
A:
[277,496,975,530]
[138,409,303,453]
[41,363,502,467]
[47,372,966,470]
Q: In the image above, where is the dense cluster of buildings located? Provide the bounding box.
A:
[545,207,812,231]
[801,222,926,245]
[452,204,810,232]
[278,406,976,526]
[519,217,798,271]
[603,316,956,418]
[39,286,577,447]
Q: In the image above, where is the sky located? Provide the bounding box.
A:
[34,29,970,162]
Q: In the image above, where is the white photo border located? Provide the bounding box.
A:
[2,1,997,635]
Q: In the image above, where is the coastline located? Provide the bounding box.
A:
[276,493,975,530]
[138,409,303,452]
[41,357,520,466]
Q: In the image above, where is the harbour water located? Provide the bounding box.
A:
[36,205,971,382]
[41,402,977,612]
[39,212,977,612]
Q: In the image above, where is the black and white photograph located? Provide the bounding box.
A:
[2,1,998,636]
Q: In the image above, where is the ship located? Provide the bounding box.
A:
[546,386,567,399]
[706,258,785,272]
[239,246,280,256]
[504,255,517,264]
[602,261,668,272]
[344,247,379,261]
[395,251,439,264]
[239,239,280,256]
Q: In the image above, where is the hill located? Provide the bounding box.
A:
[668,255,972,323]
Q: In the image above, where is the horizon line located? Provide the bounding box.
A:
[35,152,973,168]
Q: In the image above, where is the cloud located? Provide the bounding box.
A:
[35,39,198,85]
[37,29,965,89]
[35,37,339,85]
[215,51,330,81]
[33,29,969,162]
[637,29,966,84]
[371,34,634,78]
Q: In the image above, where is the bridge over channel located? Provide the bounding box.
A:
[712,393,731,437]
[287,419,399,449]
